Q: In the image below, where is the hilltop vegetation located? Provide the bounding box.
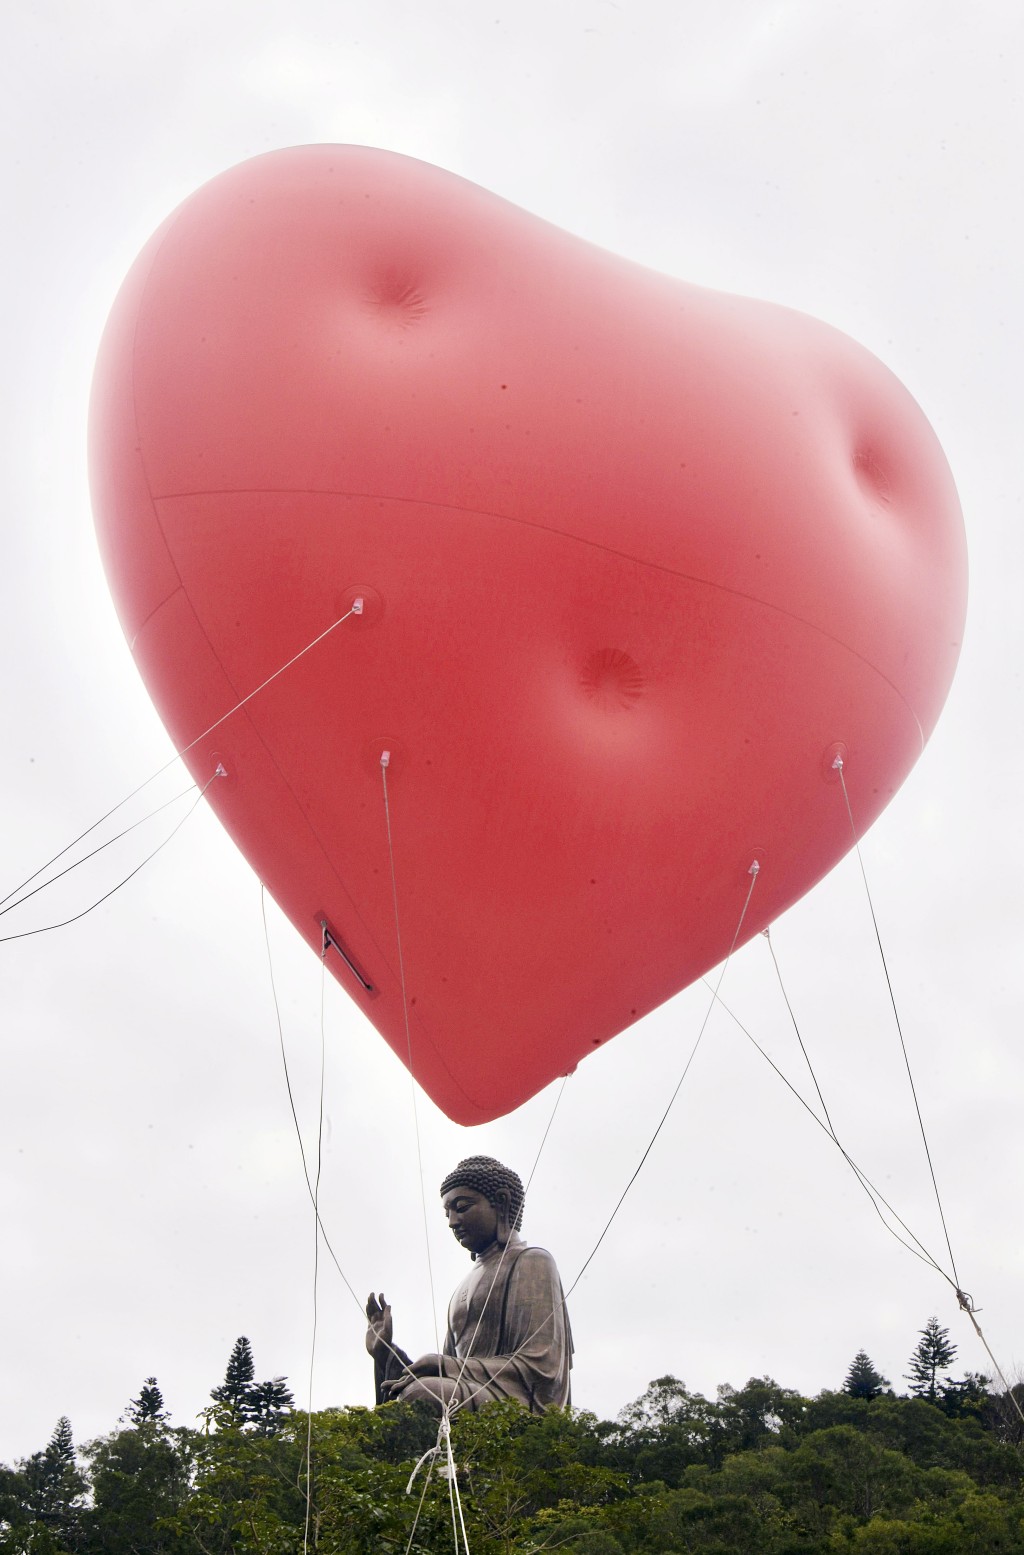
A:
[3,1330,1023,1553]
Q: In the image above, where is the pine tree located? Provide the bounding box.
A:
[905,1317,957,1402]
[247,1376,295,1436]
[843,1350,890,1399]
[210,1336,256,1418]
[20,1415,87,1540]
[126,1376,169,1427]
[43,1415,76,1478]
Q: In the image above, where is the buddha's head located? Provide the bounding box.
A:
[439,1156,525,1257]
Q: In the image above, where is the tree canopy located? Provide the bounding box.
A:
[906,1316,958,1403]
[2,1331,1022,1554]
[843,1349,890,1399]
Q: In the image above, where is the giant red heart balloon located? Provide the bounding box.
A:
[89,146,966,1124]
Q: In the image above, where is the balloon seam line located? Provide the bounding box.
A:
[149,483,924,740]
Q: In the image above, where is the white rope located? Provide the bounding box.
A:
[299,947,329,1555]
[781,759,1022,1425]
[0,781,196,923]
[0,603,360,918]
[375,776,571,1434]
[380,753,443,1363]
[443,1076,570,1413]
[160,603,360,774]
[961,1304,1024,1428]
[710,965,951,1281]
[721,960,1024,1426]
[834,757,962,1289]
[442,1413,472,1555]
[451,866,762,1418]
[401,1454,438,1555]
[260,892,365,1306]
[0,770,222,944]
[261,891,441,1440]
[563,860,762,1300]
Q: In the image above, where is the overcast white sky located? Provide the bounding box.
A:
[3,0,1023,1467]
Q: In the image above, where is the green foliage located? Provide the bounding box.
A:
[159,1416,306,1554]
[3,1365,1023,1554]
[844,1351,890,1400]
[82,1424,193,1555]
[0,1416,87,1555]
[125,1377,168,1427]
[246,1379,296,1438]
[905,1318,958,1403]
[939,1369,990,1419]
[206,1337,295,1436]
[210,1336,257,1418]
[983,1384,1024,1448]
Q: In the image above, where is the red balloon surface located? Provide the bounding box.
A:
[89,146,967,1124]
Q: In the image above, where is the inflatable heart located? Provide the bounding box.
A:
[89,146,966,1124]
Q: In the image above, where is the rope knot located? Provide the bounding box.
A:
[404,1443,440,1496]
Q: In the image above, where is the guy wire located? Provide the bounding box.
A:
[300,946,329,1555]
[401,1456,438,1555]
[711,963,951,1283]
[456,867,763,1417]
[0,772,182,912]
[763,931,837,1137]
[714,972,1024,1426]
[762,933,950,1278]
[963,1307,1024,1428]
[0,773,219,944]
[0,782,196,922]
[565,862,761,1298]
[835,761,961,1292]
[445,1074,571,1414]
[444,1415,472,1555]
[260,889,425,1395]
[380,756,443,1359]
[1,603,356,918]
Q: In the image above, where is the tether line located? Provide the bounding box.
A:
[0,603,358,919]
[711,967,1024,1421]
[445,1074,572,1413]
[380,753,443,1359]
[375,757,571,1531]
[0,774,182,912]
[564,860,761,1299]
[763,930,838,1138]
[260,889,428,1398]
[300,943,329,1555]
[0,783,196,922]
[444,1415,472,1555]
[710,964,951,1282]
[962,1306,1024,1427]
[0,773,220,944]
[452,865,762,1418]
[835,759,1021,1420]
[834,758,961,1292]
[260,891,366,1308]
[402,1457,438,1555]
[761,930,949,1277]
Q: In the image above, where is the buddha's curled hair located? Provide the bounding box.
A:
[440,1156,525,1232]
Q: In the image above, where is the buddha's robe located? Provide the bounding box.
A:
[439,1233,572,1412]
